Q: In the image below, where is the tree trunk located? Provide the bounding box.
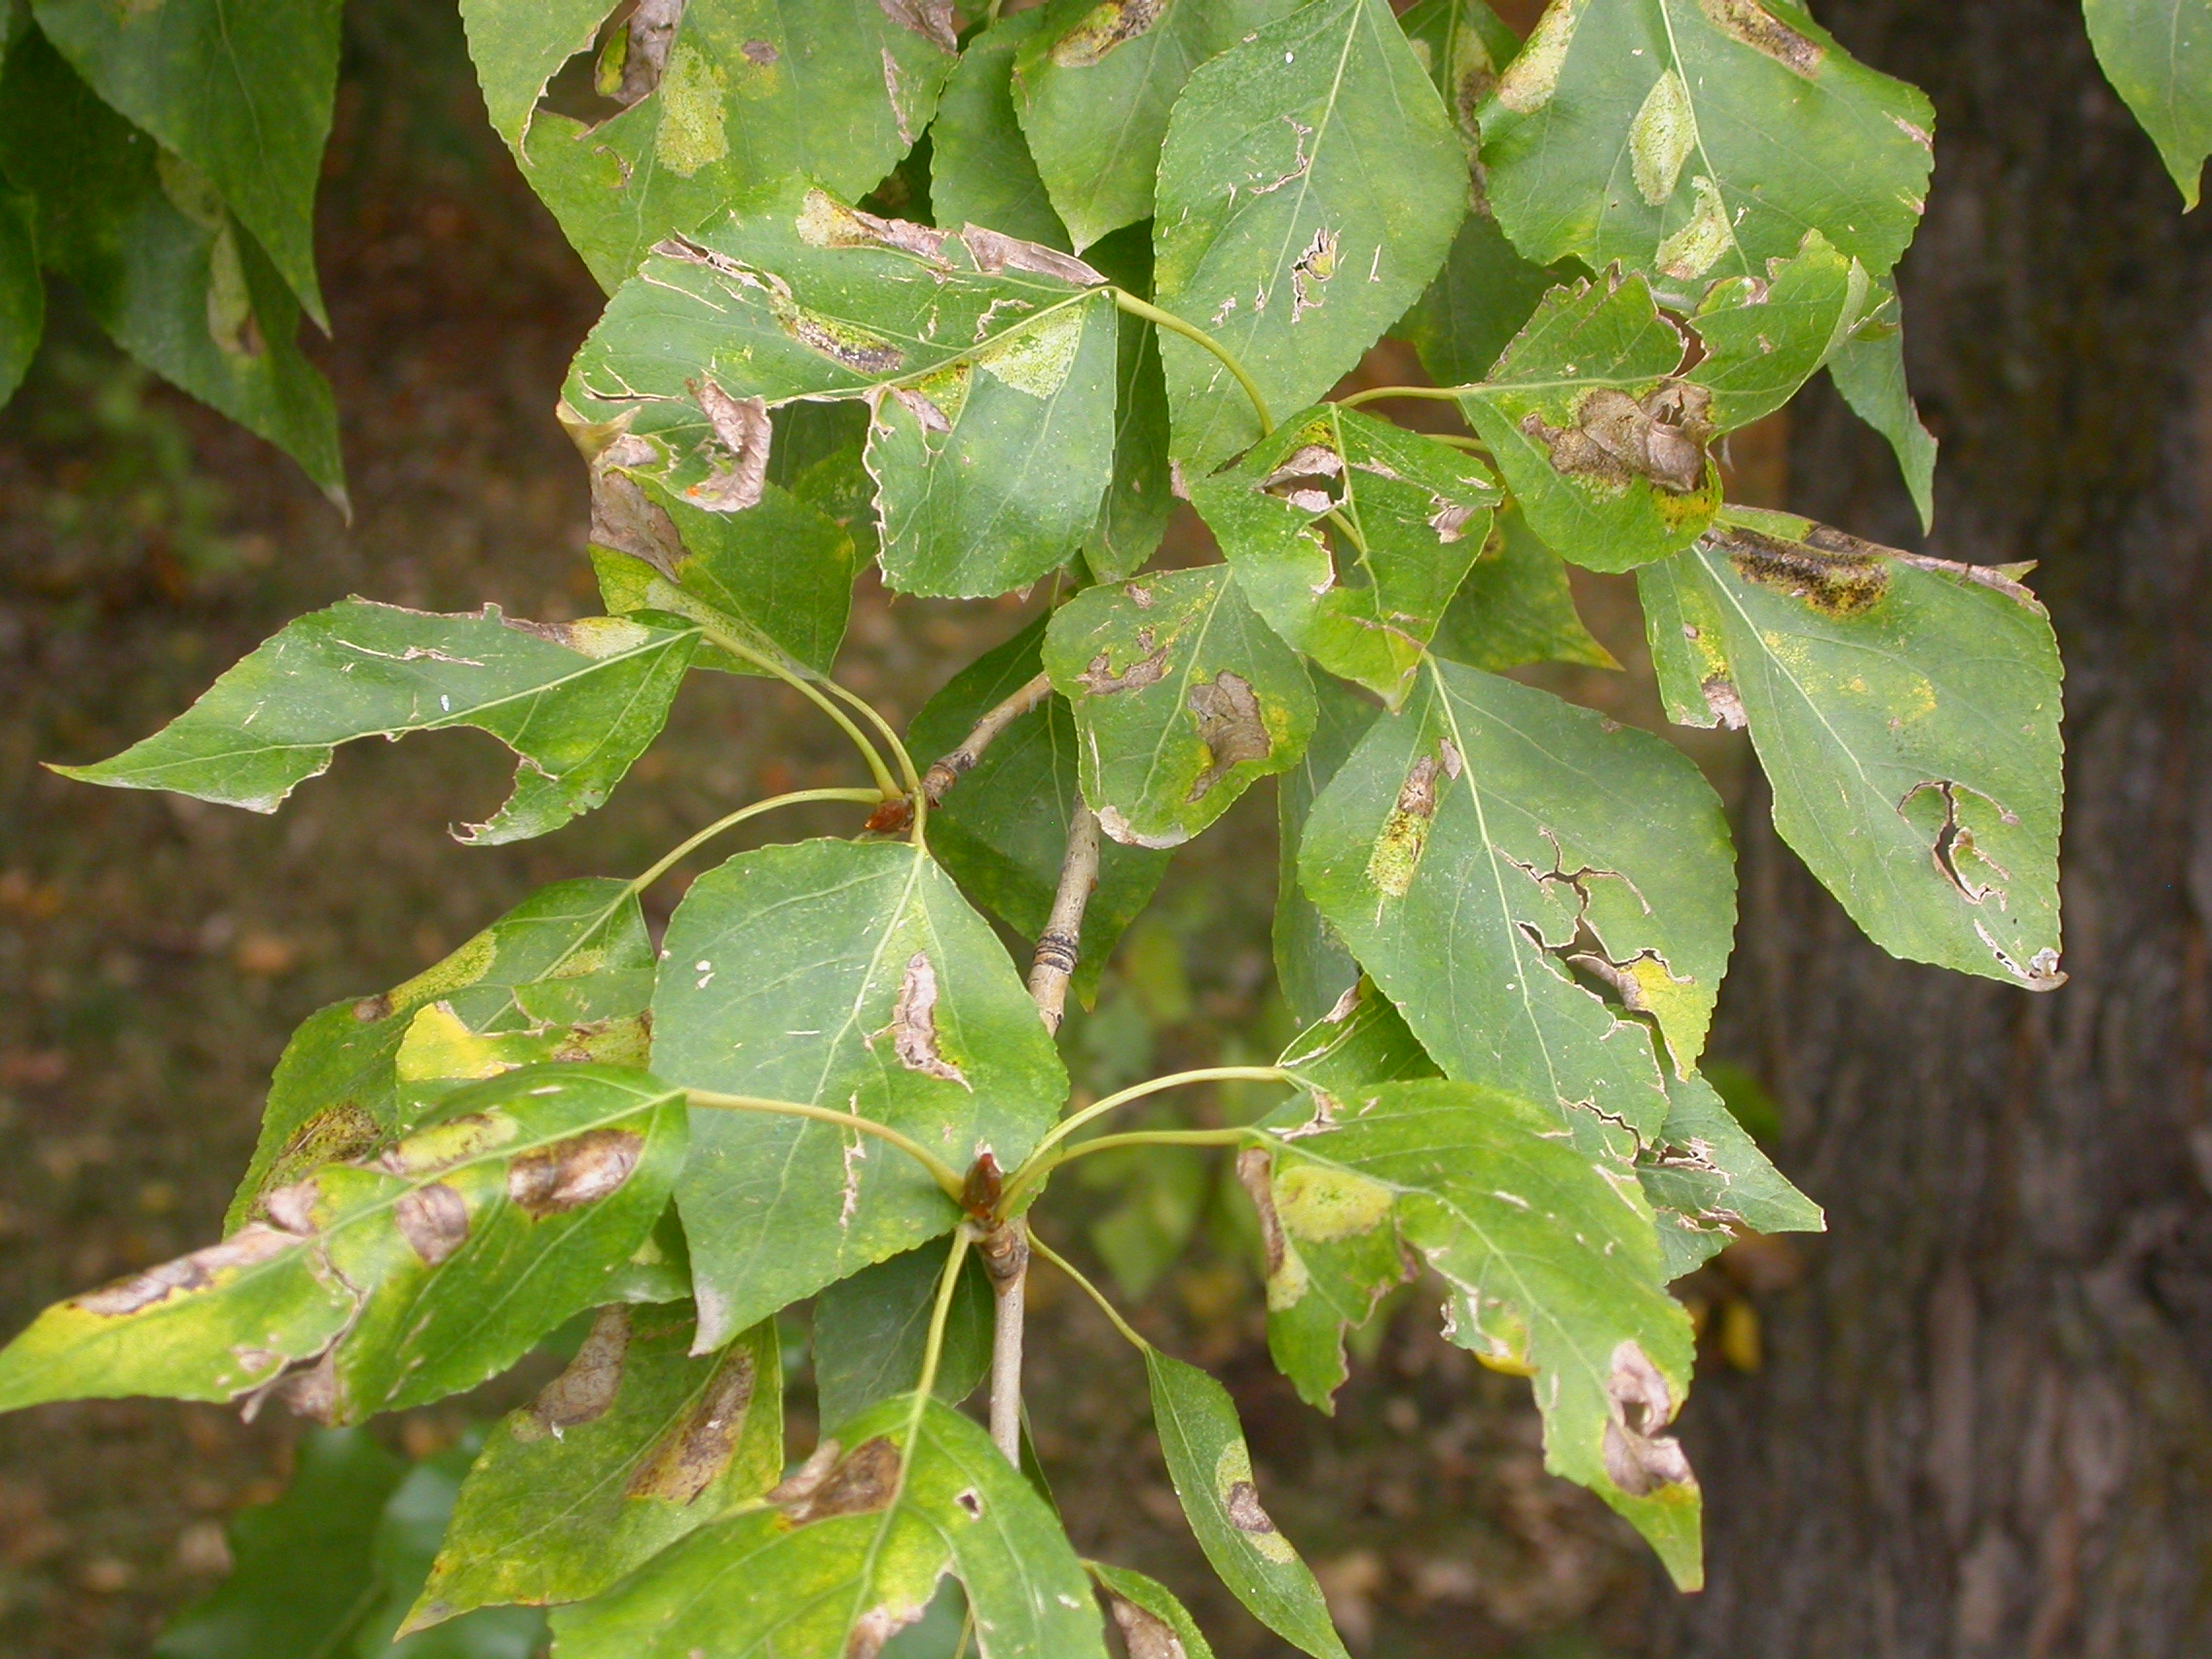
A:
[1666,3,2212,1654]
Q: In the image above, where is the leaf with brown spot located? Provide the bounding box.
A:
[1092,1563,1219,1659]
[1045,567,1316,849]
[1241,1080,1704,1586]
[1145,1349,1346,1659]
[1479,0,1933,301]
[1299,656,1736,1148]
[407,1308,782,1631]
[1192,405,1499,708]
[0,1065,685,1423]
[1641,506,2063,990]
[550,1397,1108,1659]
[507,1127,645,1217]
[465,0,959,289]
[1458,275,1719,572]
[655,839,1064,1351]
[563,184,1120,601]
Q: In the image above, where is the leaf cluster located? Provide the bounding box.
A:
[3,0,2181,1651]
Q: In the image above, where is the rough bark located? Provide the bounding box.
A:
[1667,3,2212,1655]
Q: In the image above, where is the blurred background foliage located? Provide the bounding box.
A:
[0,2,1803,1653]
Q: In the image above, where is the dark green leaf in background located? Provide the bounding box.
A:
[1013,0,1302,251]
[0,1065,686,1420]
[1192,405,1499,707]
[813,1235,993,1431]
[1153,0,1469,462]
[1427,503,1618,673]
[1397,0,1581,388]
[54,600,697,843]
[1641,508,2064,989]
[1458,272,1718,572]
[908,617,1171,1003]
[1081,223,1176,582]
[1479,0,1935,301]
[1247,1079,1703,1587]
[410,1308,782,1627]
[1273,675,1379,1027]
[1044,567,1317,848]
[0,178,39,407]
[551,1396,1110,1659]
[932,7,1071,250]
[1298,658,1736,1150]
[654,838,1066,1349]
[155,1428,404,1659]
[2084,0,2212,208]
[464,0,960,289]
[32,0,341,326]
[1146,1349,1348,1659]
[231,876,657,1230]
[0,26,345,504]
[1826,282,1938,530]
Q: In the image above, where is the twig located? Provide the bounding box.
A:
[980,798,1106,1468]
[1026,802,1101,1036]
[978,1217,1028,1463]
[922,671,1052,804]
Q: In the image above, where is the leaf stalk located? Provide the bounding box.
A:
[683,1088,967,1200]
[1110,289,1274,435]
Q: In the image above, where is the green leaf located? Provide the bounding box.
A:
[1082,225,1176,582]
[1192,406,1499,707]
[356,1438,550,1659]
[1245,1079,1701,1587]
[0,180,39,407]
[1399,212,1576,390]
[1297,657,1736,1149]
[155,1427,406,1659]
[31,0,339,326]
[1686,230,1869,432]
[1479,0,1934,300]
[1827,285,1937,531]
[654,838,1067,1349]
[1088,1563,1219,1659]
[813,1235,993,1431]
[550,1395,1111,1659]
[1640,508,2065,989]
[1153,0,1469,463]
[1396,1,1582,390]
[0,1064,687,1420]
[466,0,960,289]
[1143,1350,1347,1659]
[931,9,1071,251]
[2085,0,2212,207]
[561,187,1119,599]
[1044,566,1317,849]
[907,617,1171,1004]
[1012,0,1300,251]
[232,876,658,1231]
[1639,1071,1821,1279]
[53,600,698,843]
[1428,502,1618,673]
[0,26,344,506]
[1457,272,1719,572]
[1273,675,1377,1027]
[409,1308,781,1628]
[582,453,855,677]
[1275,977,1439,1108]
